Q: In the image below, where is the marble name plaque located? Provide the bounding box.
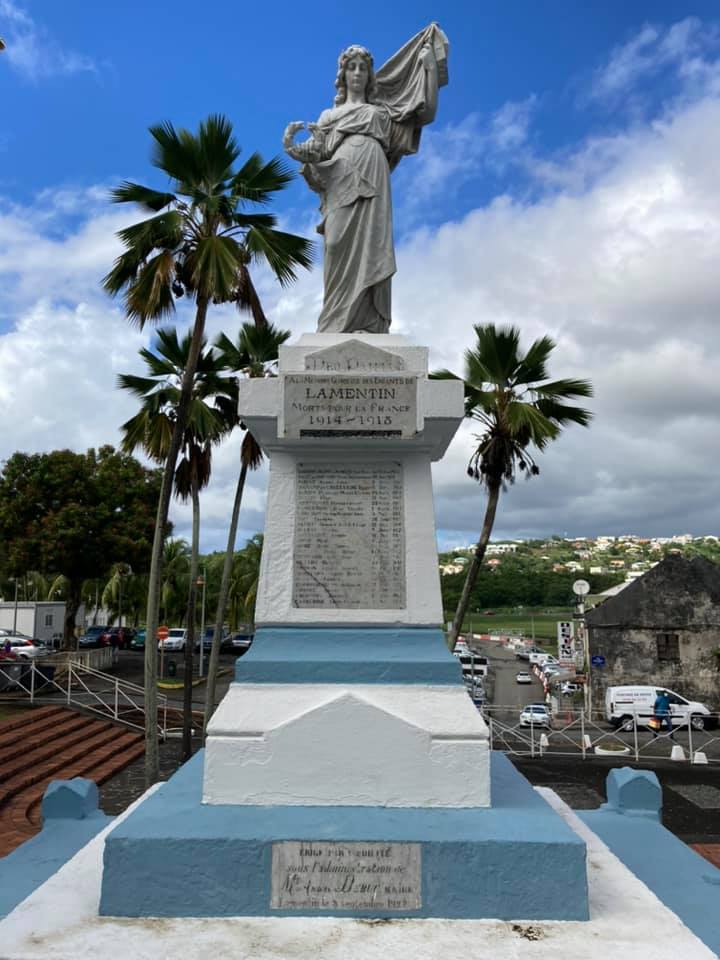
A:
[293,463,405,609]
[270,841,422,911]
[282,374,419,438]
[304,339,405,372]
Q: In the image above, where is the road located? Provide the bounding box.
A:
[468,637,720,763]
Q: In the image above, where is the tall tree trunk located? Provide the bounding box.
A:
[181,473,201,762]
[63,579,83,651]
[203,458,248,734]
[143,294,209,787]
[448,481,502,650]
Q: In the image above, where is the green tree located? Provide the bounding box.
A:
[227,534,264,627]
[433,324,593,648]
[203,322,290,732]
[118,327,235,759]
[160,538,191,625]
[0,448,161,646]
[100,562,139,627]
[104,114,312,785]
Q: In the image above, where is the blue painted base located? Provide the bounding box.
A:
[235,627,463,685]
[579,807,720,956]
[0,779,112,920]
[99,752,588,920]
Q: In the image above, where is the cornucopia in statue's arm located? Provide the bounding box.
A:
[283,23,449,334]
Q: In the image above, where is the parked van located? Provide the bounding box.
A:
[529,651,556,667]
[605,685,714,731]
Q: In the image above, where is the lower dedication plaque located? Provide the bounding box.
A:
[271,842,422,911]
[293,462,406,609]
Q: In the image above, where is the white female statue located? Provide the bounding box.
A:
[283,24,449,334]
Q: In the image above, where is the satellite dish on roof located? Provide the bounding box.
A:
[573,579,590,596]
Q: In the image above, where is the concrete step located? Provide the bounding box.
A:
[4,733,144,843]
[0,711,101,767]
[0,720,122,805]
[0,704,67,737]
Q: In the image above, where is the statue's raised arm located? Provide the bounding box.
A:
[283,24,449,334]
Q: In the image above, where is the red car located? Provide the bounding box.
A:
[98,627,136,650]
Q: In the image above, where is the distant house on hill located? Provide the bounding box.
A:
[586,554,720,707]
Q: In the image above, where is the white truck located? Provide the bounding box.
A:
[605,685,714,731]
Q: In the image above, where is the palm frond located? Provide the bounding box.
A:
[533,378,594,400]
[116,210,183,255]
[124,250,177,327]
[189,235,243,301]
[241,431,264,470]
[514,334,555,385]
[232,153,295,204]
[244,226,314,286]
[149,120,203,187]
[197,113,241,186]
[109,181,177,212]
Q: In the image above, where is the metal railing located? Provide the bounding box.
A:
[482,704,720,764]
[0,659,167,738]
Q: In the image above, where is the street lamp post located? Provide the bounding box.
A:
[12,579,18,634]
[197,570,207,678]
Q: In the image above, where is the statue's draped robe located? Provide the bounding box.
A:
[303,24,448,334]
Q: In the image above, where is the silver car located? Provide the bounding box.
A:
[0,633,48,660]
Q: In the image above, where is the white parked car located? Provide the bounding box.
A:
[516,671,533,684]
[560,681,583,695]
[0,634,48,660]
[158,628,187,652]
[519,704,551,728]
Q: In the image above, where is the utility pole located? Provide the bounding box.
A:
[12,579,18,633]
[197,570,207,678]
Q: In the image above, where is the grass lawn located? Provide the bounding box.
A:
[449,610,575,641]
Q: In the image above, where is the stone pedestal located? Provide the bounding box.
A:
[99,334,589,921]
[203,333,492,808]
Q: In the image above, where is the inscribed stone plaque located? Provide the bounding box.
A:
[293,463,405,609]
[270,841,421,911]
[282,374,419,438]
[304,339,405,372]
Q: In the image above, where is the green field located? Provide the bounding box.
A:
[448,610,574,642]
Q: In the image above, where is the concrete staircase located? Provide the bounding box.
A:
[0,705,144,857]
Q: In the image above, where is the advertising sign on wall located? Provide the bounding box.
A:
[557,620,575,666]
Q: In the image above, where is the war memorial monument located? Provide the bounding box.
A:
[0,23,717,960]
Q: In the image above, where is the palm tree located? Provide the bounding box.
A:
[160,538,191,625]
[104,114,312,785]
[118,327,235,761]
[230,534,264,624]
[101,562,134,627]
[203,323,290,732]
[432,324,593,649]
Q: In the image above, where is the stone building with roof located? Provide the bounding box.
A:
[586,554,720,707]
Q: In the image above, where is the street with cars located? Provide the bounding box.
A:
[463,636,720,764]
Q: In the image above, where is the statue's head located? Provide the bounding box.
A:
[334,45,377,105]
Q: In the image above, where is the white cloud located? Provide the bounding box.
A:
[395,96,537,219]
[589,16,720,105]
[0,0,97,81]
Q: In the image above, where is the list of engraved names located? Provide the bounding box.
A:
[293,463,405,609]
[271,841,421,911]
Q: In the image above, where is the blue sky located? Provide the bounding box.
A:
[2,1,720,550]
